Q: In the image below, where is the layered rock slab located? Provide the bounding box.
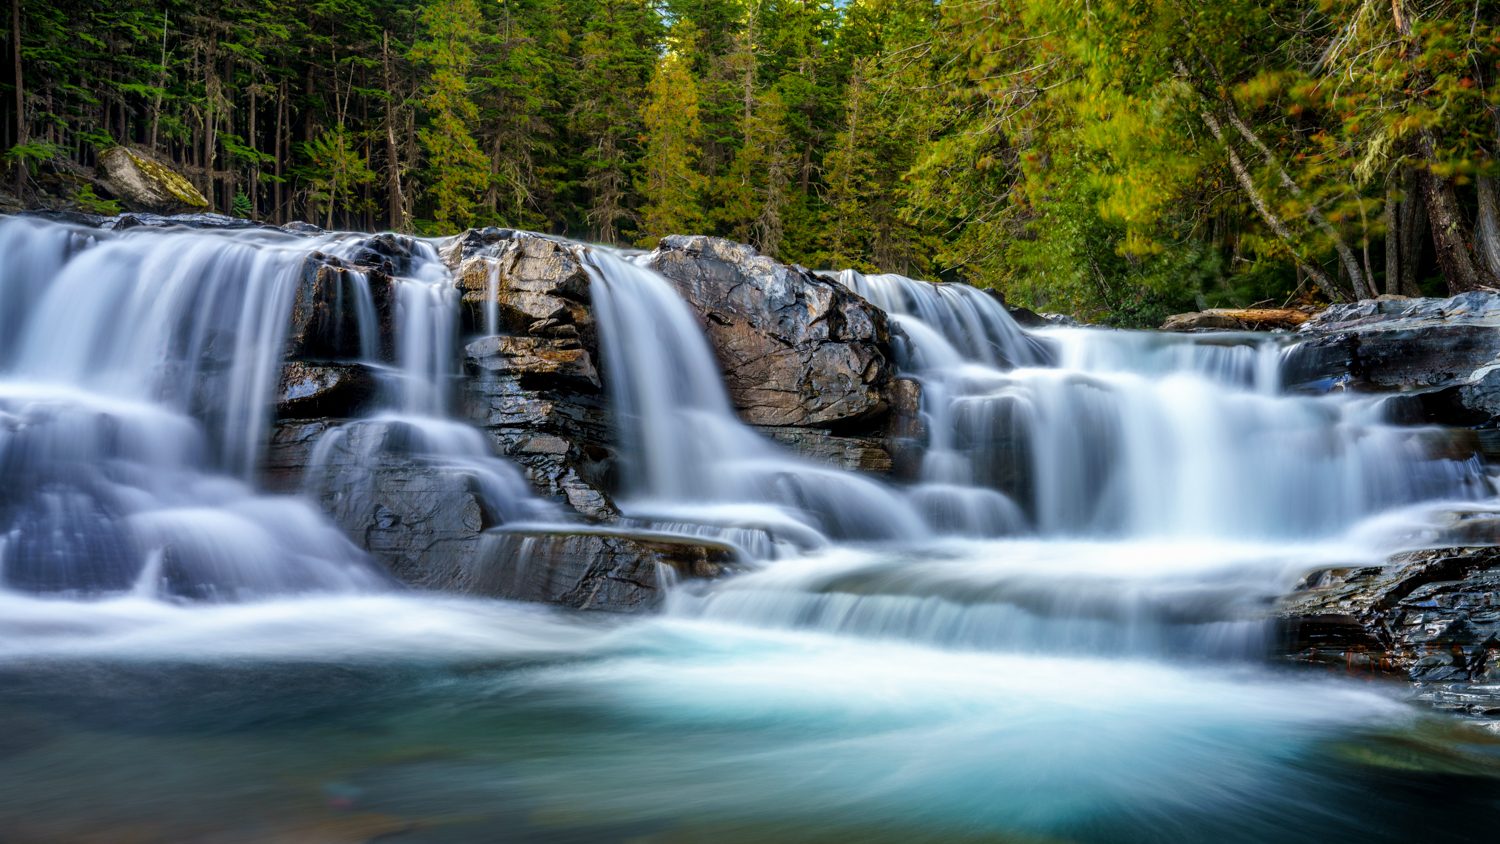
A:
[464,529,737,612]
[1277,544,1500,698]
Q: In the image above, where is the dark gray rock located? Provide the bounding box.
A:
[646,235,896,428]
[302,420,499,587]
[464,528,738,612]
[262,419,335,493]
[1277,544,1500,684]
[276,362,377,419]
[1284,293,1500,399]
[284,249,399,363]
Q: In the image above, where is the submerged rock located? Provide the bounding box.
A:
[464,528,738,612]
[1278,545,1500,685]
[646,235,896,428]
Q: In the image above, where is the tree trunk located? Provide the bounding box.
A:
[149,8,167,150]
[248,86,259,220]
[1384,183,1401,295]
[1475,175,1500,281]
[1420,133,1493,293]
[1391,0,1495,293]
[1198,107,1347,301]
[1399,168,1426,295]
[274,79,285,224]
[1223,111,1371,298]
[11,0,25,196]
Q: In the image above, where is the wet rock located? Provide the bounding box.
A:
[1278,546,1500,684]
[464,528,737,611]
[1284,293,1500,401]
[451,232,594,340]
[104,211,265,231]
[753,426,892,474]
[276,362,376,419]
[262,419,335,493]
[461,337,617,522]
[95,147,210,214]
[284,252,397,362]
[465,335,599,390]
[646,235,895,428]
[302,420,497,587]
[448,234,618,522]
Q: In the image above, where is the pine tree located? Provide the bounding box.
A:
[636,48,707,247]
[411,0,489,232]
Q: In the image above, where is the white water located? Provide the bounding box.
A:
[585,250,930,545]
[0,217,383,596]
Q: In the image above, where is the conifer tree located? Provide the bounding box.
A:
[410,0,489,232]
[636,48,707,247]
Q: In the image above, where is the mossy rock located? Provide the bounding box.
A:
[96,146,210,214]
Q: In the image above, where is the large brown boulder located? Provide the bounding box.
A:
[95,147,210,214]
[645,236,896,428]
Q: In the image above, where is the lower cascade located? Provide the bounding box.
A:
[1,214,1497,841]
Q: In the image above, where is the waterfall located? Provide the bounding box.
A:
[303,238,559,531]
[665,268,1489,653]
[0,217,384,597]
[837,269,1486,540]
[584,250,929,545]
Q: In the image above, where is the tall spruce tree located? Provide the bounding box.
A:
[636,46,707,247]
[410,0,488,232]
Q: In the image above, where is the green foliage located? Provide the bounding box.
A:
[635,49,707,247]
[411,0,490,232]
[299,126,377,226]
[71,184,121,215]
[11,0,1499,321]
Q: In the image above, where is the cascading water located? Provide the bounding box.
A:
[1,217,1497,842]
[0,217,383,597]
[669,268,1489,656]
[583,250,929,547]
[302,236,557,531]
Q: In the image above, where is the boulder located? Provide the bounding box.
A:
[451,230,594,341]
[95,147,210,214]
[462,528,738,612]
[1277,544,1500,686]
[448,233,619,522]
[284,250,398,362]
[645,235,896,428]
[301,420,516,587]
